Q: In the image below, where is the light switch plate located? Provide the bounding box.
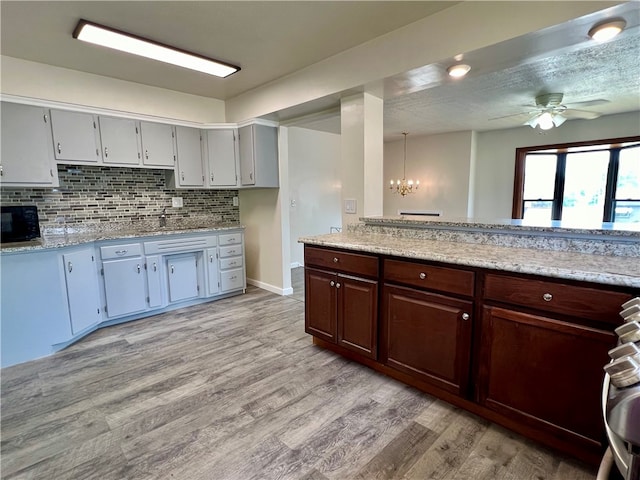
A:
[344,198,357,214]
[172,197,183,208]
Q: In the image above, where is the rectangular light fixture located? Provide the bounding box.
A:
[73,19,240,78]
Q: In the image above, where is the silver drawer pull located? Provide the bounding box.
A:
[462,313,470,321]
[330,281,335,287]
[115,250,128,256]
[227,238,235,243]
[230,275,237,280]
[419,272,427,280]
[333,257,339,263]
[543,293,553,302]
[228,250,236,255]
[229,261,236,266]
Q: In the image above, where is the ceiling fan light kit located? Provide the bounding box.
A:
[72,19,240,78]
[588,19,626,42]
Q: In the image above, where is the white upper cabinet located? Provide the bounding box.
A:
[99,116,142,166]
[140,121,176,168]
[50,109,101,164]
[1,102,59,187]
[174,126,205,187]
[238,124,279,188]
[206,129,238,187]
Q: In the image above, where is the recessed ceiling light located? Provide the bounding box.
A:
[588,19,626,42]
[447,64,471,78]
[73,19,240,78]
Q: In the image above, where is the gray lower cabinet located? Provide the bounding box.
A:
[146,254,163,308]
[102,257,147,318]
[62,248,102,334]
[167,253,200,302]
[206,248,220,296]
[1,102,59,186]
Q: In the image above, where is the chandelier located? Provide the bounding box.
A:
[390,132,419,196]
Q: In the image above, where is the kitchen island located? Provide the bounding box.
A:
[299,216,639,466]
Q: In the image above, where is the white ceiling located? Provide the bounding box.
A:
[1,1,639,139]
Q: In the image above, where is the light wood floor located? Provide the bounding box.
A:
[1,270,597,479]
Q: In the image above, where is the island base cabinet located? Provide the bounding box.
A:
[478,306,615,448]
[305,267,377,359]
[382,285,473,395]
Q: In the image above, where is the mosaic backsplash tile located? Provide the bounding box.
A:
[1,165,239,228]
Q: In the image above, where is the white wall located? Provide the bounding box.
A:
[384,131,474,218]
[473,111,640,219]
[1,56,226,123]
[289,127,342,267]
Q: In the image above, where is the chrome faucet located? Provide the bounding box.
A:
[159,207,167,227]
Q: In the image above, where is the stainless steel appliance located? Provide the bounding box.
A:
[600,297,640,480]
[0,205,41,243]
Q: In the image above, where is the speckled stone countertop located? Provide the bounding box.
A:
[362,216,640,238]
[299,231,640,288]
[0,222,243,254]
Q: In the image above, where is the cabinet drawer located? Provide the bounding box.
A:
[219,245,243,258]
[220,256,243,270]
[221,269,244,291]
[219,232,242,246]
[384,259,474,297]
[304,246,378,278]
[484,273,632,324]
[100,243,142,259]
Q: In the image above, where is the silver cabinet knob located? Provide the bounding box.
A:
[336,282,341,289]
[210,255,214,263]
[333,257,339,263]
[104,146,108,158]
[137,264,141,274]
[330,281,335,287]
[543,293,553,302]
[171,265,174,274]
[419,272,426,280]
[67,261,73,273]
[462,312,470,321]
[57,142,62,154]
[153,262,157,272]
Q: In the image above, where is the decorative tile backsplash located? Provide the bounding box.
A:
[1,165,239,228]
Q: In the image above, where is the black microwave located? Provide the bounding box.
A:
[1,205,41,243]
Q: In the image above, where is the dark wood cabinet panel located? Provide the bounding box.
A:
[383,284,473,395]
[304,268,337,342]
[478,305,616,446]
[337,274,378,358]
[305,246,378,278]
[384,259,475,297]
[484,273,632,325]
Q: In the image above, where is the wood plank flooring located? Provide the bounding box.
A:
[1,269,597,479]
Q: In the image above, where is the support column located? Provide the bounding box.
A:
[340,92,384,226]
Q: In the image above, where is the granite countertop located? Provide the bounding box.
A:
[299,231,640,288]
[361,216,640,238]
[0,223,244,253]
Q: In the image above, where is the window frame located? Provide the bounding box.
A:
[512,135,640,221]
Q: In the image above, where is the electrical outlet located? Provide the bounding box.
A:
[233,196,239,207]
[172,197,183,208]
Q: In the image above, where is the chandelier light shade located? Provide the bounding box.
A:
[390,132,419,196]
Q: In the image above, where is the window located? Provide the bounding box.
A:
[512,137,640,224]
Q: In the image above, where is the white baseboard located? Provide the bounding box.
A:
[247,278,294,296]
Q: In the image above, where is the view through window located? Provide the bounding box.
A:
[513,137,640,224]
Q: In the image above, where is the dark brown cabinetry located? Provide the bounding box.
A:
[382,259,475,396]
[478,305,615,450]
[304,246,378,359]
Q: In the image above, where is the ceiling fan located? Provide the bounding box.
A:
[494,93,608,130]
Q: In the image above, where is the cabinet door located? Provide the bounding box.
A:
[140,121,175,168]
[99,116,141,165]
[146,255,163,308]
[206,129,238,186]
[1,102,58,186]
[206,248,220,296]
[175,126,205,187]
[62,249,101,335]
[102,257,147,318]
[304,267,337,343]
[478,305,615,446]
[50,109,101,163]
[337,274,378,359]
[167,253,199,302]
[383,284,473,395]
[238,125,255,186]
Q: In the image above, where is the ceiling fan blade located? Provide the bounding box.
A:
[488,112,535,121]
[565,99,610,108]
[562,109,602,120]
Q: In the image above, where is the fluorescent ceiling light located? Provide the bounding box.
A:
[447,64,471,78]
[588,19,626,42]
[73,19,240,78]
